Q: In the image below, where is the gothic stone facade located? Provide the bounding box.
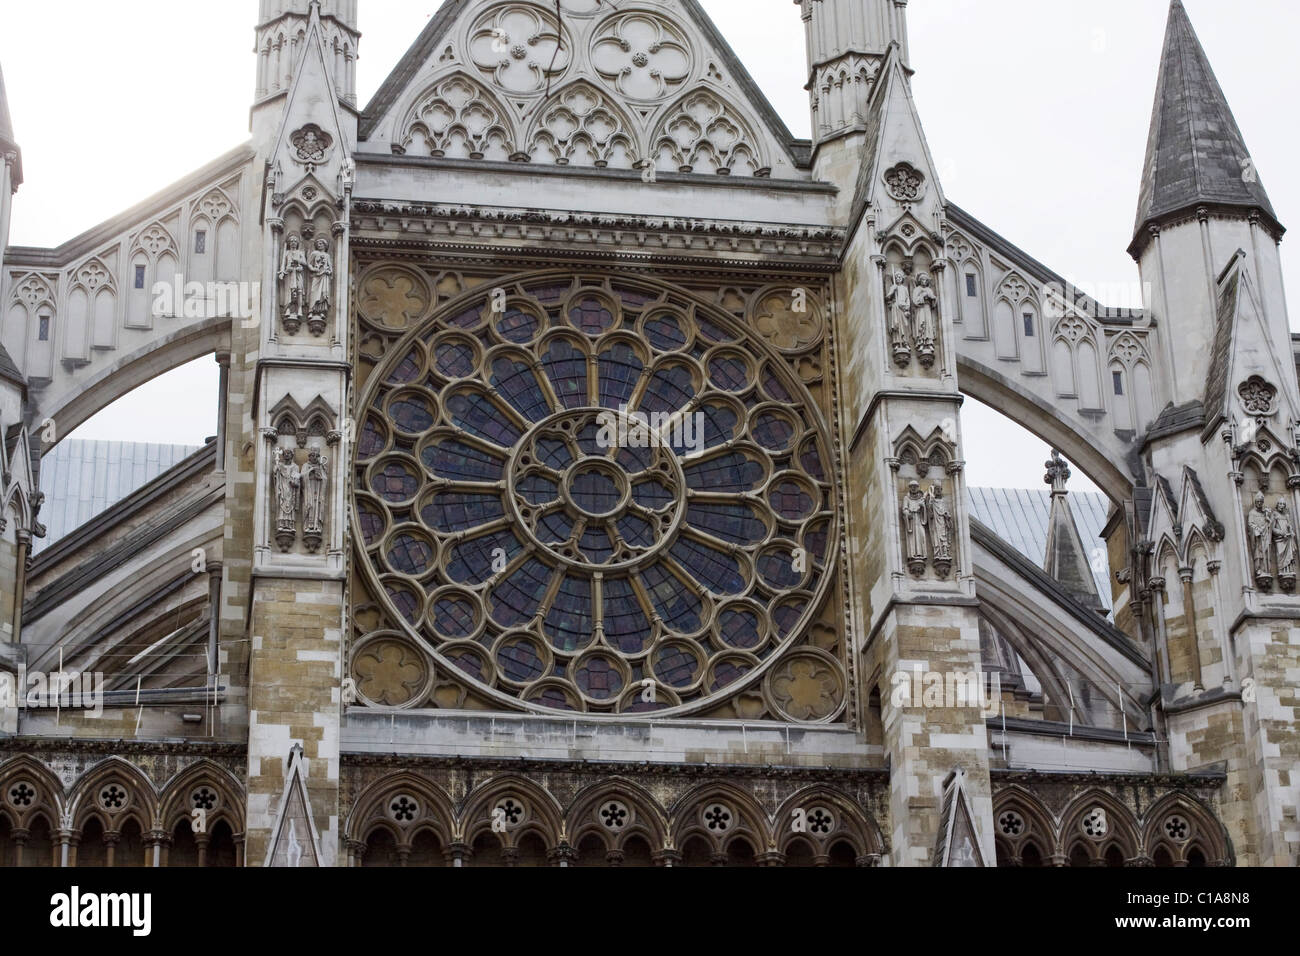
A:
[0,0,1293,867]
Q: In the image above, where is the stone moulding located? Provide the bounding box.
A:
[350,200,844,260]
[340,752,891,782]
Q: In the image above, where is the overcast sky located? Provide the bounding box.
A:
[2,0,1296,497]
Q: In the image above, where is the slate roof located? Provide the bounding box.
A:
[1203,267,1239,416]
[968,486,1113,612]
[34,439,203,553]
[1131,1,1279,254]
[0,341,25,392]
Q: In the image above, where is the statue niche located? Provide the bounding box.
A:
[278,225,334,337]
[301,447,329,553]
[264,398,340,555]
[273,446,302,553]
[1246,490,1299,592]
[881,243,941,371]
[892,428,960,580]
[306,237,333,337]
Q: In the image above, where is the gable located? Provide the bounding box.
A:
[1205,252,1299,432]
[358,0,807,179]
[848,46,946,229]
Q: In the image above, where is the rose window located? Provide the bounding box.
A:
[353,274,837,715]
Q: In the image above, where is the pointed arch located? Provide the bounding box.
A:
[650,85,769,177]
[157,760,246,835]
[189,186,241,285]
[1142,792,1231,865]
[395,71,517,161]
[523,79,639,170]
[669,781,772,856]
[344,771,456,849]
[773,785,882,862]
[565,778,669,859]
[992,784,1057,865]
[0,754,67,830]
[460,773,564,852]
[1058,789,1141,864]
[66,756,159,836]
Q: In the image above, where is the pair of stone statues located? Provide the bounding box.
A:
[274,447,329,553]
[902,480,954,578]
[279,233,333,335]
[886,270,939,369]
[1247,492,1298,591]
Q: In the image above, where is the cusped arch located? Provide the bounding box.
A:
[0,755,67,829]
[1059,789,1141,864]
[1142,792,1231,865]
[345,771,456,848]
[157,760,245,835]
[66,756,158,835]
[10,272,56,312]
[191,186,239,226]
[670,781,772,855]
[524,79,639,169]
[650,85,768,176]
[460,773,565,850]
[773,786,881,861]
[394,71,517,161]
[565,777,669,856]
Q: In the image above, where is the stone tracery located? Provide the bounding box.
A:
[352,273,838,715]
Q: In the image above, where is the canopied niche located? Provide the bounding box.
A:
[890,425,961,580]
[880,228,943,374]
[264,395,340,554]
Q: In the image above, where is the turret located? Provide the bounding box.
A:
[254,0,359,109]
[1129,1,1285,406]
[796,0,909,156]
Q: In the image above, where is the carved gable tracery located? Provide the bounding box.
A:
[378,1,793,178]
[399,73,516,161]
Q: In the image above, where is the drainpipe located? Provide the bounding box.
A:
[12,529,29,644]
[215,352,231,472]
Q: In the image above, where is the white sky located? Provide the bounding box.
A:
[3,0,1297,496]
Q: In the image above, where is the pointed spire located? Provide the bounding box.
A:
[0,62,21,189]
[0,63,14,148]
[1042,451,1107,614]
[1130,1,1280,256]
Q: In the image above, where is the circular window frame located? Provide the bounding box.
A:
[351,271,839,718]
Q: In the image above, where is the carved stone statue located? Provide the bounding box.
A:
[306,237,333,337]
[912,272,938,367]
[928,483,954,577]
[1248,491,1273,590]
[1273,499,1297,591]
[279,234,307,334]
[886,271,912,367]
[273,447,301,552]
[902,479,930,576]
[302,448,328,553]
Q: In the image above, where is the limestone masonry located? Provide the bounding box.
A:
[0,0,1294,867]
